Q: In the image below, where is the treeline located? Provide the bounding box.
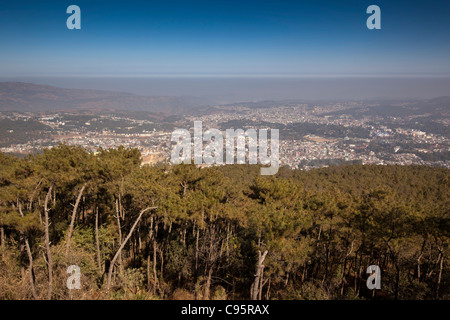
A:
[0,145,448,300]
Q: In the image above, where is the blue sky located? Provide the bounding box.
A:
[0,0,450,76]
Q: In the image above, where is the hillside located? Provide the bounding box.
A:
[0,82,206,114]
[0,146,448,300]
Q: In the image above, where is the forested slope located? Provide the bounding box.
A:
[0,145,448,300]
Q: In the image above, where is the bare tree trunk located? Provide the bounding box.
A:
[138,230,142,253]
[340,240,354,296]
[258,274,270,300]
[323,217,333,287]
[159,247,164,291]
[417,253,423,280]
[148,216,159,295]
[24,236,37,299]
[153,239,158,295]
[195,225,200,272]
[417,238,426,280]
[20,238,25,279]
[196,208,204,273]
[18,203,37,300]
[95,206,102,272]
[115,198,123,271]
[182,225,187,246]
[28,179,43,211]
[107,207,157,290]
[259,275,267,300]
[436,249,444,299]
[264,278,271,300]
[44,184,53,300]
[120,178,125,219]
[65,183,86,259]
[52,187,56,207]
[147,254,151,291]
[251,250,268,300]
[0,226,4,249]
[386,242,399,300]
[204,266,213,300]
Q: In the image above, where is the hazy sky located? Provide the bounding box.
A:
[1,0,449,76]
[0,0,449,100]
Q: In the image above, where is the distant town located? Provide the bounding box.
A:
[1,99,449,170]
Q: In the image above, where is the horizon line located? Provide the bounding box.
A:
[2,72,450,79]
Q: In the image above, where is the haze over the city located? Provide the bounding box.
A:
[2,76,450,102]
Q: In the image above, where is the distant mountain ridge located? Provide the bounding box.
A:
[1,82,449,116]
[0,82,206,114]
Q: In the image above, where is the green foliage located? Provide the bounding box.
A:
[0,145,448,300]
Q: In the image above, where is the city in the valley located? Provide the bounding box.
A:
[1,97,448,170]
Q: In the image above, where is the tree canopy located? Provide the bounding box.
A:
[0,145,448,300]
